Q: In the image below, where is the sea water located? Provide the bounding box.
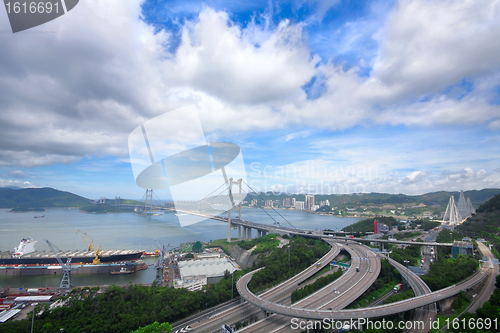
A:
[0,208,360,288]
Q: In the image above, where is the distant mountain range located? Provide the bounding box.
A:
[0,187,91,208]
[1,187,499,210]
[244,188,500,209]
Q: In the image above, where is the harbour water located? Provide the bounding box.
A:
[0,208,361,288]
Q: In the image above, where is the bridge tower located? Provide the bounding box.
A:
[145,189,153,214]
[227,178,242,243]
[443,195,461,225]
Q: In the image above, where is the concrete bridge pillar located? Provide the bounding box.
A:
[438,298,453,312]
[238,226,242,241]
[227,210,232,243]
[247,227,252,241]
[257,230,261,238]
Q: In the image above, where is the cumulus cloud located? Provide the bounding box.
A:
[0,0,499,180]
[402,170,431,184]
[173,10,316,104]
[371,0,500,99]
[0,178,37,188]
[248,153,500,195]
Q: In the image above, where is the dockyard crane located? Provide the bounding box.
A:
[76,229,102,265]
[154,239,165,286]
[92,245,102,265]
[45,239,73,289]
[76,229,96,251]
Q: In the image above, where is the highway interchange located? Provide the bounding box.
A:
[236,240,492,320]
[172,231,498,333]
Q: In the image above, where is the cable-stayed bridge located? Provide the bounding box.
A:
[443,190,476,226]
[124,179,456,249]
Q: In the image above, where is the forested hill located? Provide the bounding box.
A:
[475,193,500,213]
[457,193,500,255]
[0,187,91,208]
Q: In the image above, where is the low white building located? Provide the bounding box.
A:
[178,257,238,284]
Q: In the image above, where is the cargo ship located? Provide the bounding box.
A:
[0,238,143,266]
[0,261,144,276]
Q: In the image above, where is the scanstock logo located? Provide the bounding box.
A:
[128,105,248,227]
[3,0,79,33]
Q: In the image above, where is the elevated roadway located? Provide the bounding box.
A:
[239,241,381,333]
[236,242,488,321]
[380,254,435,333]
[468,242,499,313]
[188,240,341,332]
[167,208,454,248]
[327,235,453,247]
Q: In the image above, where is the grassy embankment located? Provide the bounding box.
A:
[79,203,134,213]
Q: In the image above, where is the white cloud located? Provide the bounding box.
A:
[371,0,500,99]
[172,9,316,104]
[249,164,500,195]
[0,0,498,201]
[0,178,37,188]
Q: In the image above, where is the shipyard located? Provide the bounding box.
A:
[0,234,146,277]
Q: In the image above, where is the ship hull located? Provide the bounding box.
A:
[0,262,140,276]
[0,252,143,266]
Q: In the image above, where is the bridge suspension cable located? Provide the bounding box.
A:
[198,179,230,203]
[242,180,296,229]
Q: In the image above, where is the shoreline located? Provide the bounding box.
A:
[9,209,47,213]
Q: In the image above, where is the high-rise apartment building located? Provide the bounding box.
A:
[283,198,291,208]
[305,195,315,210]
[295,201,305,210]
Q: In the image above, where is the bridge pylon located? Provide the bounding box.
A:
[145,189,153,214]
[227,178,242,243]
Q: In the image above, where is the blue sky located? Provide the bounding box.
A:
[0,0,499,200]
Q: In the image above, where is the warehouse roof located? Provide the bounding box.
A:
[0,309,21,323]
[14,296,53,302]
[178,257,237,278]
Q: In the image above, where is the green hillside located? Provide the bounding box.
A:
[456,193,500,256]
[80,204,134,214]
[341,216,398,233]
[0,187,91,208]
[244,188,500,210]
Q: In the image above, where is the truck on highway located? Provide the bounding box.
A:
[393,283,402,292]
[316,262,321,267]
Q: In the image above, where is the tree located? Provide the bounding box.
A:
[131,321,171,333]
[193,241,202,252]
